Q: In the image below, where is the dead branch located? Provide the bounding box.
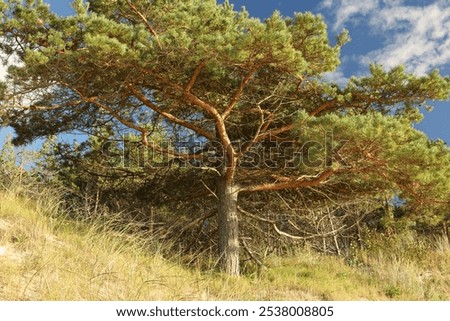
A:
[240,237,266,269]
[238,205,346,241]
[241,169,334,193]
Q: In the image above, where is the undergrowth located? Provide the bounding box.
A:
[0,183,449,300]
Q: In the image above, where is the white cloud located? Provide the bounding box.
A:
[322,67,349,87]
[321,0,450,75]
[322,0,379,30]
[320,0,334,9]
[365,3,450,74]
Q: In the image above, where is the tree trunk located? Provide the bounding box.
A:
[217,177,240,276]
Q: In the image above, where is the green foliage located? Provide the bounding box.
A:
[297,112,450,222]
[0,133,20,188]
[385,285,401,298]
[0,133,15,172]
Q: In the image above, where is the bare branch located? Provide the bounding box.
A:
[272,223,345,240]
[254,123,295,143]
[237,206,276,224]
[236,105,266,159]
[238,205,346,241]
[240,237,266,269]
[160,211,216,240]
[248,98,336,146]
[3,100,83,111]
[241,169,334,193]
[179,211,216,234]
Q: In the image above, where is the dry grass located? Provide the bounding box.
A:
[352,233,450,300]
[1,187,449,301]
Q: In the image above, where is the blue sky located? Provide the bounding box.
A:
[1,0,449,146]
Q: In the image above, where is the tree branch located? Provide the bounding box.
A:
[240,237,266,269]
[128,84,215,140]
[254,123,295,143]
[70,86,203,161]
[185,62,205,93]
[272,223,345,240]
[309,98,337,116]
[125,0,162,48]
[250,99,336,144]
[142,69,237,182]
[237,205,276,224]
[247,98,336,146]
[238,205,346,241]
[4,100,83,111]
[240,169,334,193]
[182,90,237,182]
[222,69,256,119]
[236,105,267,159]
[71,87,147,136]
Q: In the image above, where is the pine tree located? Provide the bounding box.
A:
[0,0,449,275]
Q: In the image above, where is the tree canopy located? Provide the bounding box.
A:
[0,0,449,275]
